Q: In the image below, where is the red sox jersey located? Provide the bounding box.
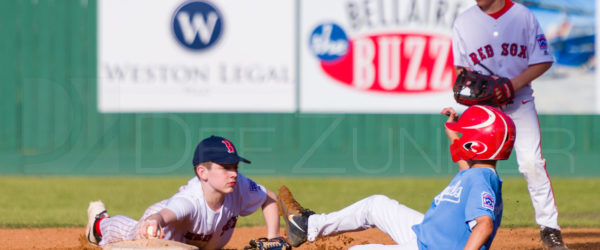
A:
[452,1,554,98]
[162,174,267,249]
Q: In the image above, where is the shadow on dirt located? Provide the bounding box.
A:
[563,231,600,249]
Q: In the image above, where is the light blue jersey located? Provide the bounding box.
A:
[412,168,503,250]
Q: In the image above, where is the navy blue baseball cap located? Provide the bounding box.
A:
[192,136,251,166]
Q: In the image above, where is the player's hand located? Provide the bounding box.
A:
[455,66,471,75]
[136,219,164,239]
[441,107,458,123]
[441,107,460,142]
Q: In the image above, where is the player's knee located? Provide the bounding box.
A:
[365,195,396,209]
[357,195,394,225]
[517,157,546,174]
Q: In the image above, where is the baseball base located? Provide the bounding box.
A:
[104,239,198,250]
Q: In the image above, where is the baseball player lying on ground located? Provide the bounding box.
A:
[279,105,516,250]
[85,135,287,249]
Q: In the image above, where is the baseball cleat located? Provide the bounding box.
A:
[278,186,314,247]
[86,200,109,246]
[540,227,568,250]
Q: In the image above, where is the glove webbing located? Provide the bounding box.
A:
[260,238,285,248]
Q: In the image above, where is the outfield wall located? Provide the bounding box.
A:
[0,1,598,176]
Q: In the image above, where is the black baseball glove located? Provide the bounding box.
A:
[453,69,515,106]
[243,237,292,250]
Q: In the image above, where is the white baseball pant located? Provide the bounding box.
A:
[307,194,424,250]
[503,95,559,229]
[98,200,167,246]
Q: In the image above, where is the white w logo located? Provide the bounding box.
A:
[176,11,219,45]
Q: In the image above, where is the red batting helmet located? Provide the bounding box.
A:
[446,105,516,162]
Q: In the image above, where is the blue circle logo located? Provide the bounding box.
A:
[309,23,349,62]
[172,1,223,51]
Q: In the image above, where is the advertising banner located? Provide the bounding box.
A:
[526,0,597,114]
[98,0,295,112]
[300,0,473,113]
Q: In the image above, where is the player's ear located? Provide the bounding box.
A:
[195,163,210,181]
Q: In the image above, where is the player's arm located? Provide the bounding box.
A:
[262,188,281,239]
[441,107,469,171]
[136,208,178,239]
[464,215,494,250]
[510,62,553,91]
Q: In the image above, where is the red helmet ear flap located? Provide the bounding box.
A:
[450,139,477,162]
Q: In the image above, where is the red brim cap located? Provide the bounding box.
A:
[445,121,463,132]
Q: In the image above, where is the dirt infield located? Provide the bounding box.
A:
[1,227,599,249]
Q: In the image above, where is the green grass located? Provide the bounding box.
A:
[0,177,598,228]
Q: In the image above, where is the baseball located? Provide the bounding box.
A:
[147,225,159,239]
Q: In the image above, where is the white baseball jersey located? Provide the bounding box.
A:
[452,1,554,98]
[98,173,267,249]
[162,174,267,248]
[451,1,560,230]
